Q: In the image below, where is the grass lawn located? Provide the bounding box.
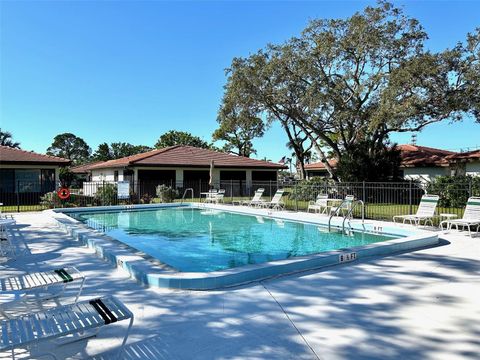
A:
[1,205,47,212]
[175,197,464,222]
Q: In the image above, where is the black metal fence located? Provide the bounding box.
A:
[1,179,479,222]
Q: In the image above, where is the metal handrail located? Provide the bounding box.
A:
[328,198,348,232]
[342,200,365,233]
[180,188,194,204]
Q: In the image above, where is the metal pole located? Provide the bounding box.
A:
[295,181,298,212]
[16,181,20,213]
[409,180,412,215]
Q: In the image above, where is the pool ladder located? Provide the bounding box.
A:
[180,188,194,204]
[328,199,365,234]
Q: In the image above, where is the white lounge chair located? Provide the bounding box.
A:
[308,194,330,214]
[442,197,480,237]
[0,219,17,260]
[240,188,265,206]
[329,195,355,217]
[0,295,133,359]
[393,194,440,226]
[0,267,85,318]
[258,189,285,211]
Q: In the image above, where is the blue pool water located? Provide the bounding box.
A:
[70,207,397,272]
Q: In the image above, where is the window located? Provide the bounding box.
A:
[15,170,41,193]
[0,169,15,192]
[114,171,119,182]
[41,169,56,192]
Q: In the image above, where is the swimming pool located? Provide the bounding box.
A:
[69,207,397,272]
[54,203,439,289]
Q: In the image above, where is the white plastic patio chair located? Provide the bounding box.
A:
[393,194,440,226]
[329,195,355,217]
[0,267,85,318]
[240,188,265,207]
[307,194,330,214]
[258,189,285,211]
[442,196,480,237]
[0,295,133,360]
[211,189,225,204]
[204,189,218,203]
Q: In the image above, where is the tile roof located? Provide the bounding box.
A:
[304,145,457,170]
[397,144,455,167]
[445,149,480,161]
[71,161,104,173]
[0,145,70,165]
[304,159,338,170]
[88,146,287,170]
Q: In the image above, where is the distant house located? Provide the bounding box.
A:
[0,145,70,204]
[304,144,479,183]
[79,145,286,196]
[445,149,480,176]
[71,161,103,182]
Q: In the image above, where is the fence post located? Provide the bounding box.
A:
[362,181,366,201]
[409,180,413,215]
[295,181,298,212]
[16,181,20,213]
[231,179,233,203]
[468,178,472,197]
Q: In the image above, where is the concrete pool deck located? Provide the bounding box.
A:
[1,211,479,359]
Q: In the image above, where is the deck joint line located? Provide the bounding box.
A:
[261,282,322,360]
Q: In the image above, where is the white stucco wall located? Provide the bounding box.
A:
[402,167,449,183]
[91,168,125,182]
[466,162,480,176]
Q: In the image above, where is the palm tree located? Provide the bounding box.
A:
[0,129,21,148]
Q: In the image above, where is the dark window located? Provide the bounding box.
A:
[138,170,176,197]
[219,171,246,181]
[16,169,41,193]
[114,171,119,182]
[123,169,134,183]
[41,169,56,192]
[252,171,277,181]
[183,170,210,181]
[0,169,15,192]
[138,170,176,183]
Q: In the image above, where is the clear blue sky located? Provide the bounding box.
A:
[1,0,479,162]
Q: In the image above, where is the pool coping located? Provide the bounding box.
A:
[49,203,439,290]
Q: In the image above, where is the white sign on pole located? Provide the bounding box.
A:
[117,181,130,199]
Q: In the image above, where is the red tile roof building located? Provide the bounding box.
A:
[0,145,70,165]
[87,145,286,170]
[304,145,480,181]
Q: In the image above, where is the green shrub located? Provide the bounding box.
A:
[40,191,78,208]
[288,177,335,201]
[140,193,152,204]
[426,176,480,208]
[40,191,61,209]
[155,185,179,203]
[94,183,117,206]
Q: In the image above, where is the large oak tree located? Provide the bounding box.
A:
[219,1,479,180]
